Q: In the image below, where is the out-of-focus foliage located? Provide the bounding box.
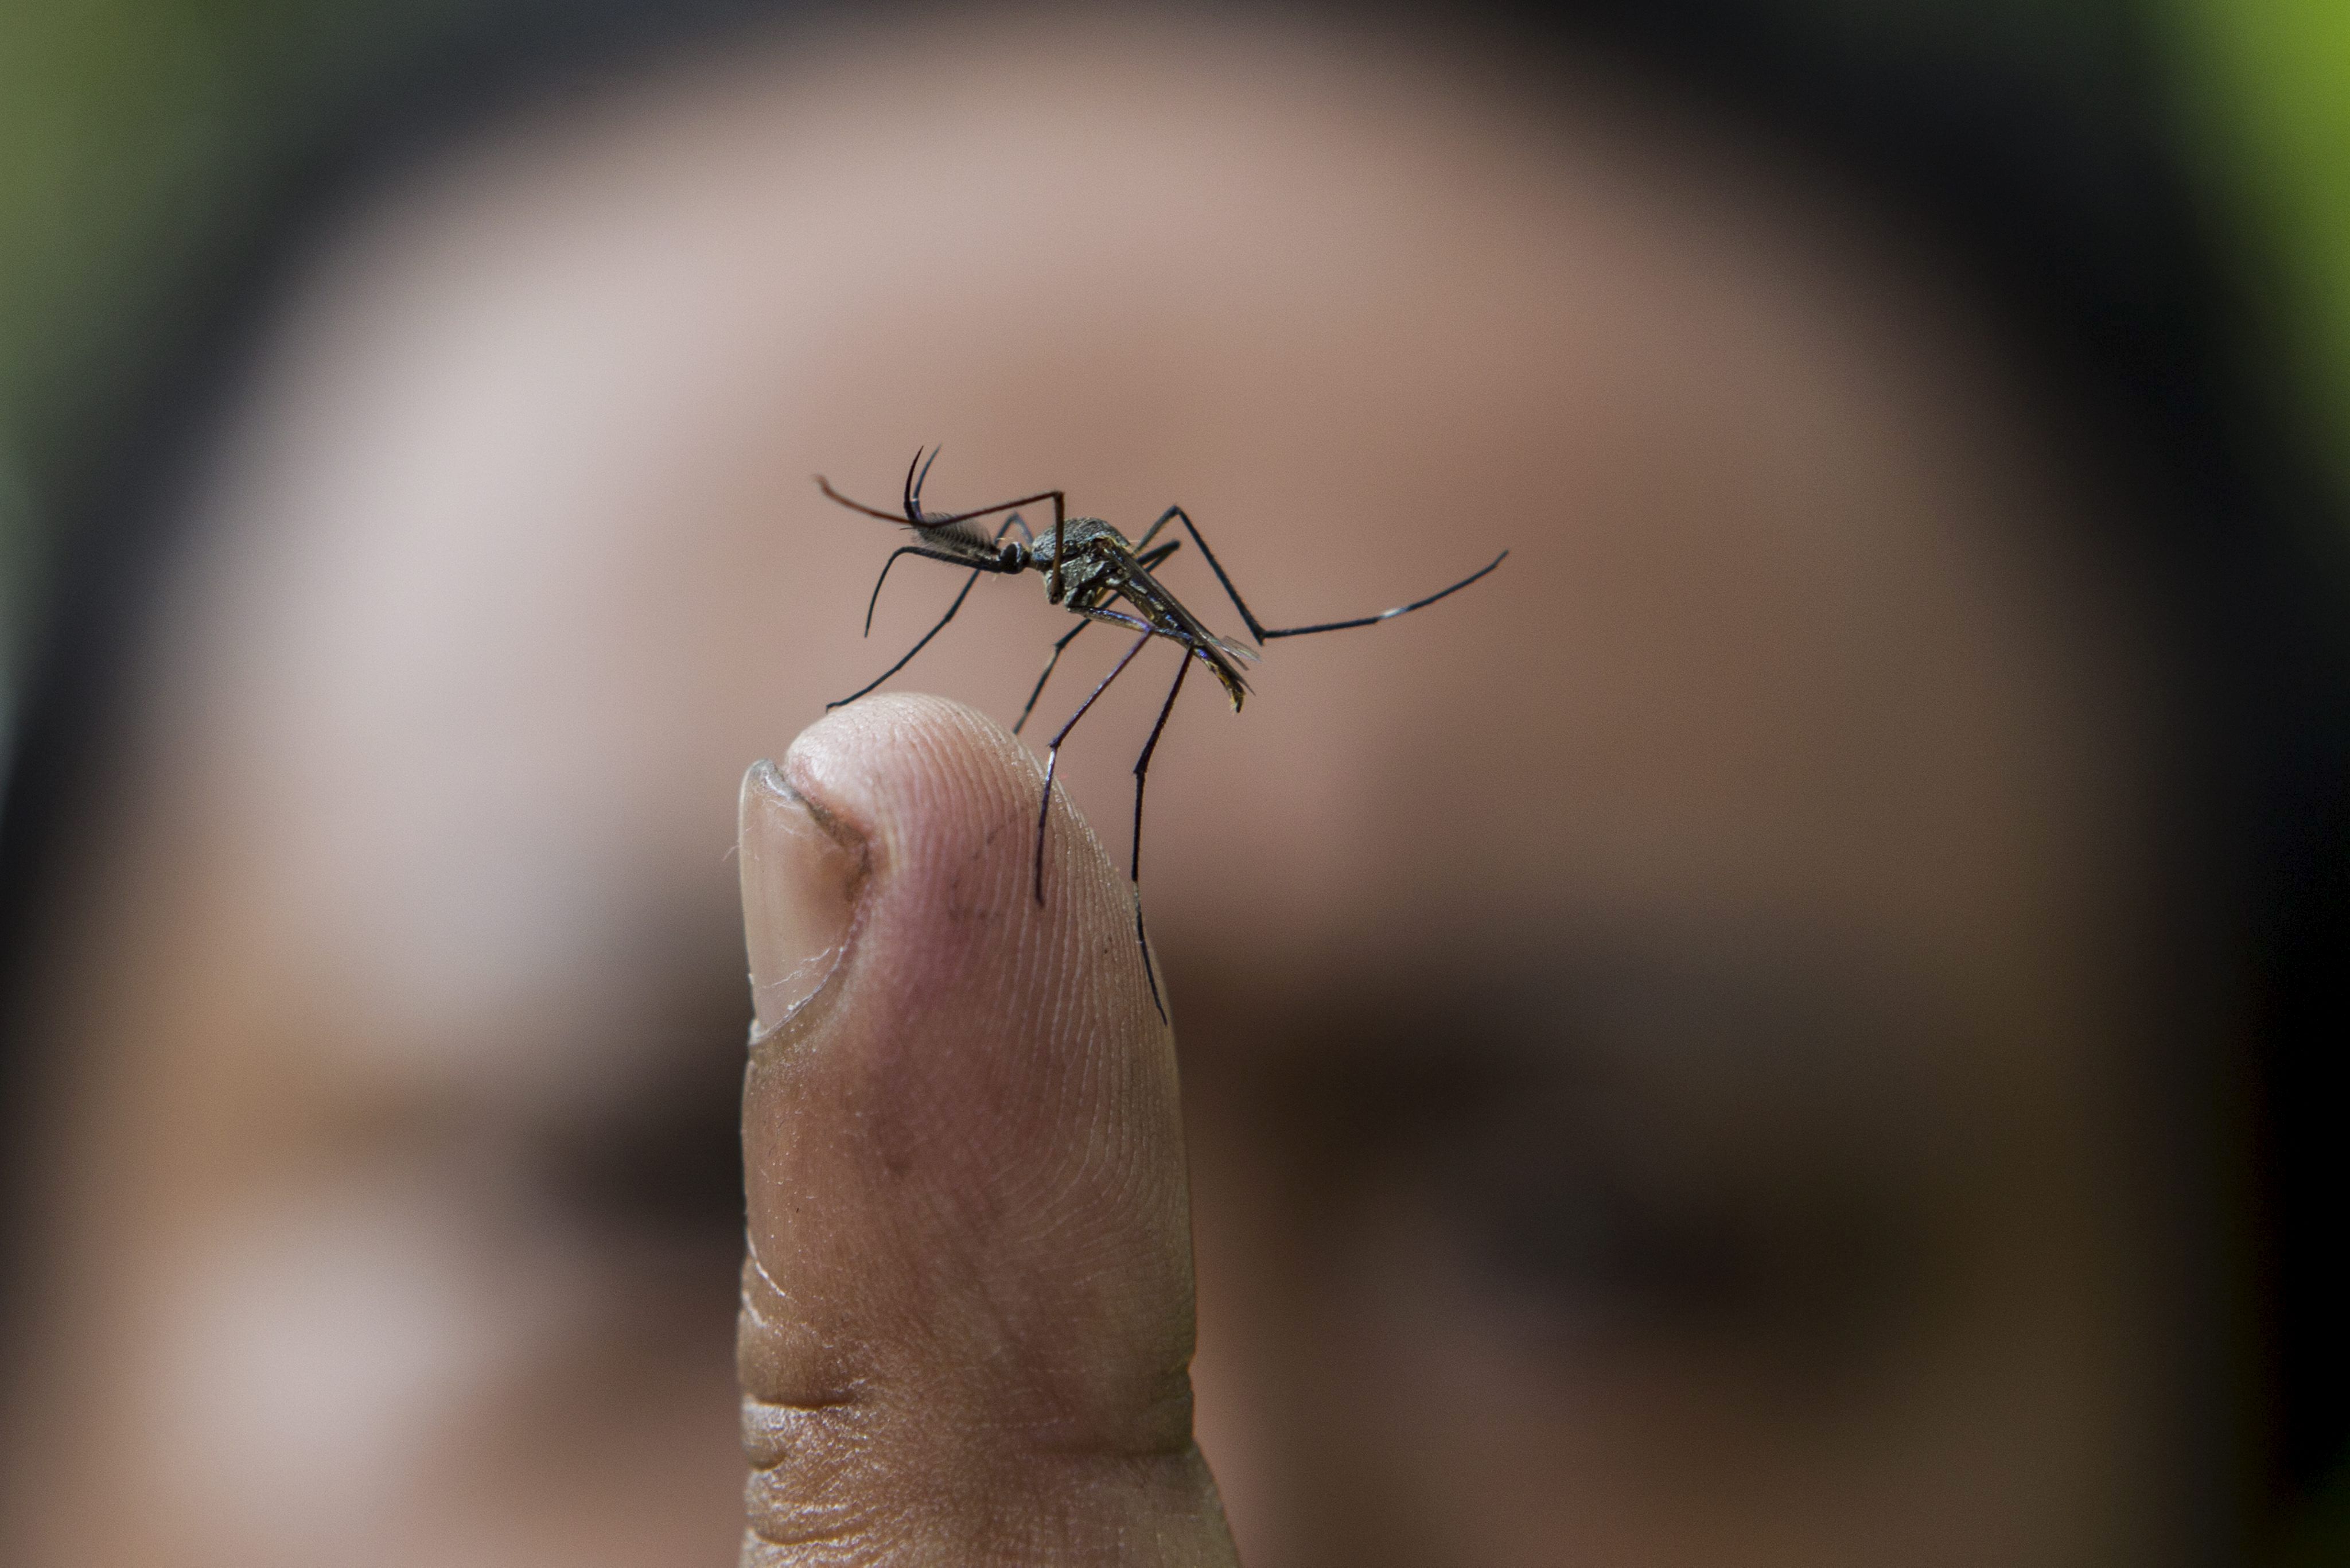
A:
[0,0,462,729]
[2167,0,2350,483]
[0,0,468,437]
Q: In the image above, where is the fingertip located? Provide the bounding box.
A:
[737,690,1220,1554]
[775,692,1157,1032]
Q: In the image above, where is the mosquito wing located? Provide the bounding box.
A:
[1155,589,1259,671]
[1209,630,1259,666]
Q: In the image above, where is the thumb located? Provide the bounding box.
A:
[734,693,1238,1567]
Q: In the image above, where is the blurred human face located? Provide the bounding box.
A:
[6,10,2204,1567]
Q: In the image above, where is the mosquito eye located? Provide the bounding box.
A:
[1001,543,1025,569]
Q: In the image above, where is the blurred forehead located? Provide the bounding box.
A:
[155,13,2146,1090]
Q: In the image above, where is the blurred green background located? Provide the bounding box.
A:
[1,0,2345,753]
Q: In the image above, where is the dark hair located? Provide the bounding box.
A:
[3,0,2343,1546]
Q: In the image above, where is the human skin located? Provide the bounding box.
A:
[735,701,1234,1565]
[1,11,2212,1567]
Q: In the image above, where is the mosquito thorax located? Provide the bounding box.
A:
[1035,518,1122,559]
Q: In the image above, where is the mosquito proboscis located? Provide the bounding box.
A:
[816,447,1506,1018]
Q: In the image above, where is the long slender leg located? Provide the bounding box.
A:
[1014,620,1090,736]
[846,562,1151,724]
[863,513,1033,633]
[1035,631,1152,903]
[1126,655,1190,1021]
[905,445,1046,532]
[819,472,1064,537]
[1145,504,1508,641]
[1053,489,1068,606]
[1081,605,1157,635]
[1256,549,1508,637]
[1010,555,1177,735]
[1138,506,1270,636]
[1130,655,1190,886]
[1133,505,1182,552]
[863,545,935,635]
[923,487,1061,533]
[904,446,1064,532]
[826,566,982,709]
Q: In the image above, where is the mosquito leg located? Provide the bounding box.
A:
[1011,575,1178,736]
[1253,550,1509,638]
[1078,605,1155,635]
[1133,507,1182,551]
[1035,630,1153,904]
[1014,620,1090,736]
[1130,657,1190,883]
[932,489,1061,531]
[1149,504,1505,641]
[863,544,941,635]
[1126,655,1191,1021]
[855,536,1029,635]
[1145,505,1270,640]
[827,566,983,709]
[818,471,1064,536]
[903,448,1064,531]
[1052,492,1068,605]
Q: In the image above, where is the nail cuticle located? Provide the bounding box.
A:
[740,758,867,1042]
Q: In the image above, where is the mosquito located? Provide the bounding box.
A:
[817,448,1506,1018]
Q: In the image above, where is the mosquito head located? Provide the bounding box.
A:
[999,540,1027,571]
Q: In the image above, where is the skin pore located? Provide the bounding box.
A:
[3,11,2207,1566]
